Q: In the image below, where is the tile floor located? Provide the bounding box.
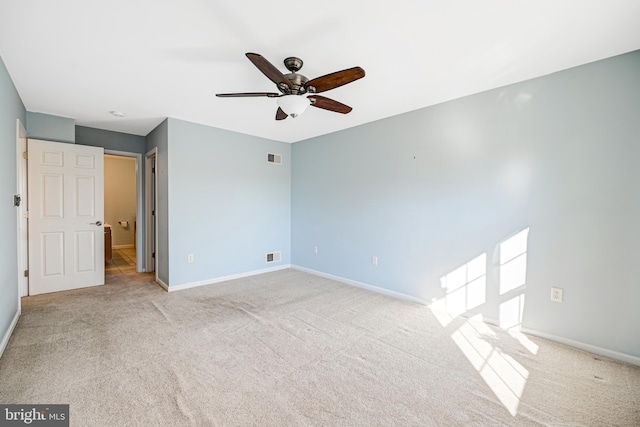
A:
[106,247,137,274]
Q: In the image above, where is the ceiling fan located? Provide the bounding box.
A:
[216,53,365,120]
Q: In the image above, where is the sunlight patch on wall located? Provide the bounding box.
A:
[451,318,529,416]
[497,228,529,331]
[429,253,487,326]
[499,228,529,295]
[499,294,525,329]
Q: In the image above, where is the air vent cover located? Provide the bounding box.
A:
[266,251,281,263]
[267,153,282,165]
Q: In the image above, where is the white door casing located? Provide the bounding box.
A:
[16,120,28,296]
[145,148,157,275]
[28,139,105,295]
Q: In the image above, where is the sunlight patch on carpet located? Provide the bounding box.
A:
[451,319,529,416]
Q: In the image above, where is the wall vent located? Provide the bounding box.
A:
[267,153,282,165]
[266,251,281,263]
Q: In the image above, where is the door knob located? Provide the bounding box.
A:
[92,221,103,226]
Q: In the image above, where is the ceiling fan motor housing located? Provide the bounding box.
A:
[280,73,310,95]
[278,57,314,95]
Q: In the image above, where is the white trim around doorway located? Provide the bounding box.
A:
[16,119,27,299]
[145,147,157,281]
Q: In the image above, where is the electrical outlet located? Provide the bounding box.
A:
[372,256,378,266]
[313,246,318,254]
[187,254,194,263]
[551,287,563,303]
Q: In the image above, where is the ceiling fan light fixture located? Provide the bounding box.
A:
[277,95,310,118]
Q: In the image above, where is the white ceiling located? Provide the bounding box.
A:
[1,1,639,143]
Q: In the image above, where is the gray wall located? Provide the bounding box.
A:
[26,111,74,143]
[291,50,640,358]
[0,56,26,352]
[165,118,291,287]
[77,125,146,154]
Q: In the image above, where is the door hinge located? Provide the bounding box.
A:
[23,151,27,160]
[152,252,155,259]
[14,194,21,207]
[152,210,155,216]
[152,167,155,173]
[24,270,29,277]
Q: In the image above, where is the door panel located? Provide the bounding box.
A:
[76,176,96,216]
[76,231,96,272]
[42,232,64,276]
[28,139,105,295]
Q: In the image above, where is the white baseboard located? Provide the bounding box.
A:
[112,244,135,249]
[520,327,640,367]
[291,265,428,305]
[156,277,169,291]
[163,264,292,292]
[291,266,640,367]
[0,308,20,360]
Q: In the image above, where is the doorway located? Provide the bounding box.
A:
[103,150,144,274]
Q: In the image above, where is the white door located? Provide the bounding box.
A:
[28,139,105,295]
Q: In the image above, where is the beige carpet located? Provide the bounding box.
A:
[1,269,639,426]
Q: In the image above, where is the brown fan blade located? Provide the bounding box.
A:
[304,67,365,93]
[216,92,280,98]
[246,53,292,89]
[308,95,353,114]
[275,108,288,120]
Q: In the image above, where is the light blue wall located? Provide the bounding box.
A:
[166,118,291,287]
[146,120,169,284]
[26,111,74,143]
[292,50,640,358]
[0,55,26,352]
